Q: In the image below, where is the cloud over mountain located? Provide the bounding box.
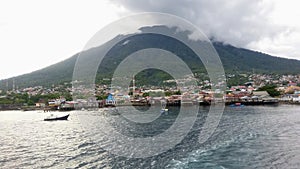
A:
[112,0,299,59]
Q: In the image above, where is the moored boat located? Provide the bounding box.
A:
[229,102,245,107]
[44,114,69,121]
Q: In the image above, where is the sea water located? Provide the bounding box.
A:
[0,105,300,168]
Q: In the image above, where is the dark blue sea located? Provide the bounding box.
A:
[1,105,300,168]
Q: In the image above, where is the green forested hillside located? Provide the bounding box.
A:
[214,42,300,74]
[1,26,300,89]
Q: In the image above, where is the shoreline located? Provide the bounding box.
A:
[1,101,300,111]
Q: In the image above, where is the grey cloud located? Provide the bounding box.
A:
[112,0,286,48]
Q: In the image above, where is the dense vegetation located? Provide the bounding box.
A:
[257,85,281,97]
[0,92,72,106]
[226,74,249,87]
[214,42,300,74]
[1,26,300,90]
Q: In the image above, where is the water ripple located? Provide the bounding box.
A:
[1,106,300,168]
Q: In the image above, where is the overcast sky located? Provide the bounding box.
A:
[0,0,300,80]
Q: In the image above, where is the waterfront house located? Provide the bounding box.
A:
[35,99,46,108]
[288,82,297,87]
[285,86,300,94]
[252,91,278,102]
[105,93,116,107]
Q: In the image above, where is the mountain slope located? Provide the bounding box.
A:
[214,42,300,74]
[0,55,78,89]
[1,27,300,90]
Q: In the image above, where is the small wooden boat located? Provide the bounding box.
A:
[229,102,244,107]
[161,108,168,113]
[160,99,168,112]
[44,114,69,121]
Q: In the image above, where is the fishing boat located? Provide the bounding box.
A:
[160,108,169,114]
[229,102,244,107]
[160,99,169,114]
[44,113,69,121]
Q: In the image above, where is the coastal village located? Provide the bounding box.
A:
[1,73,300,110]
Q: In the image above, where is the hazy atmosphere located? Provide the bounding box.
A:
[2,1,300,168]
[0,0,299,79]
